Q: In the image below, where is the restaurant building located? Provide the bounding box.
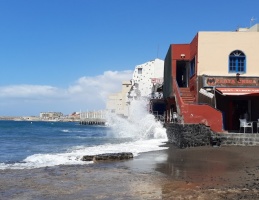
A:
[164,24,259,133]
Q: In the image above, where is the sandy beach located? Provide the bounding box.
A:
[1,144,259,200]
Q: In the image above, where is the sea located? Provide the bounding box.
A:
[0,100,168,170]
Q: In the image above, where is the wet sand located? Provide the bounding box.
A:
[1,144,259,199]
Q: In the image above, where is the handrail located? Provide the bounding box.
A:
[173,78,222,112]
[172,78,184,115]
[172,78,223,132]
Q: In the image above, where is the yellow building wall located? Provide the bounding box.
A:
[198,31,259,76]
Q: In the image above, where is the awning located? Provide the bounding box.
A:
[216,87,259,96]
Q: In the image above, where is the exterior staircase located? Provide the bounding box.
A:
[180,88,194,104]
[172,78,223,132]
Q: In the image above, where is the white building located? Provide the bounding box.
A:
[106,58,164,118]
[129,58,164,99]
[40,112,63,120]
[80,110,106,119]
[106,81,131,117]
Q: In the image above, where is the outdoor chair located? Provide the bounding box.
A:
[239,119,253,133]
[172,112,178,123]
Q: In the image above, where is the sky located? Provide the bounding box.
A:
[0,0,258,116]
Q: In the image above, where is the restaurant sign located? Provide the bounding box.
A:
[203,76,259,87]
[151,78,163,84]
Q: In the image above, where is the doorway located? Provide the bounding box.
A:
[176,61,188,87]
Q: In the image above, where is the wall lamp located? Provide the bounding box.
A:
[236,73,240,82]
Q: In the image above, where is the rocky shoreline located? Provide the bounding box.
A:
[1,144,259,199]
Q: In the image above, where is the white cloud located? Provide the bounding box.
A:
[0,70,133,116]
[68,70,132,99]
[0,85,62,98]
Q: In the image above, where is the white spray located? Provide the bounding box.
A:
[106,99,167,140]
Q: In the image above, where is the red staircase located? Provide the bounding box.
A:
[180,88,194,103]
[172,78,224,133]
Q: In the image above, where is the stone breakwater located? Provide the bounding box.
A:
[81,152,134,162]
[165,123,215,148]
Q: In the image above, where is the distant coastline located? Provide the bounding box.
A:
[0,116,80,122]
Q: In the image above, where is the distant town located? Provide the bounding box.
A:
[0,110,107,123]
[0,111,81,122]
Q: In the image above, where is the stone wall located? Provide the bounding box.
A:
[165,123,215,148]
[165,123,259,148]
[219,133,259,146]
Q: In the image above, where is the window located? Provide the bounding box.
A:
[229,50,246,73]
[138,68,142,74]
[189,57,196,77]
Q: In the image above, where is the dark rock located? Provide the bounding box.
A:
[81,155,95,161]
[165,123,215,148]
[81,152,133,162]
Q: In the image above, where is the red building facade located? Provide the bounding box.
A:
[163,25,259,133]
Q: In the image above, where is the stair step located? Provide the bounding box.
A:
[181,93,193,97]
[180,89,191,92]
[183,100,194,102]
[184,101,194,103]
[182,95,193,98]
[179,87,195,103]
[182,97,194,99]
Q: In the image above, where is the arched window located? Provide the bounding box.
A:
[229,50,246,73]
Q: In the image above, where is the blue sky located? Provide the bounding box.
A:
[0,0,258,116]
